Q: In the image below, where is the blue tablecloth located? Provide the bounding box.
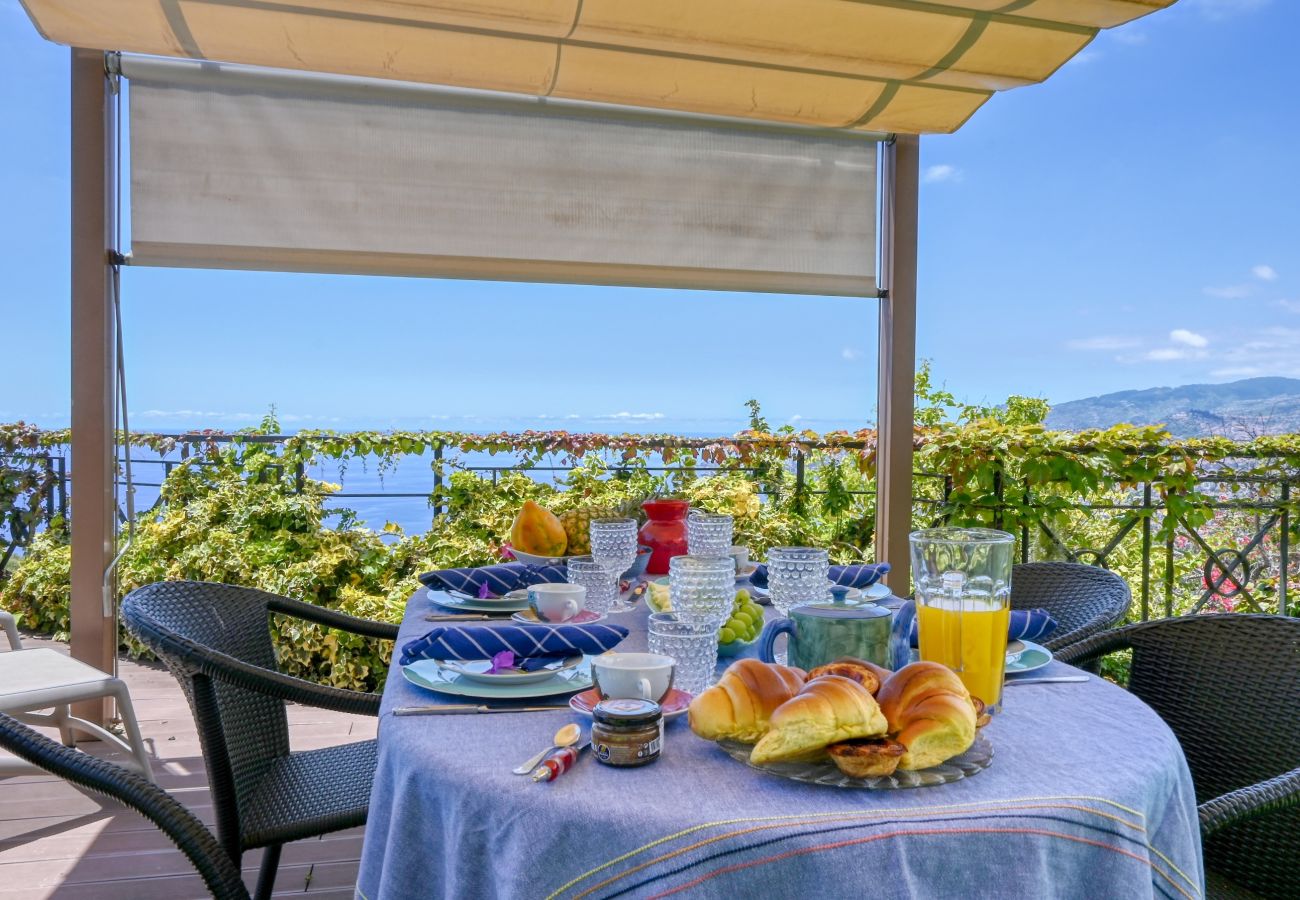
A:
[357,590,1204,900]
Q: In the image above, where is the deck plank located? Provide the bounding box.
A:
[0,632,376,898]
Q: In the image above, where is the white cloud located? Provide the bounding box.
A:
[841,347,863,361]
[1252,264,1278,282]
[921,164,961,184]
[1170,328,1209,348]
[1066,335,1141,351]
[1278,299,1300,314]
[1204,284,1252,299]
[598,411,665,421]
[1191,0,1270,20]
[1113,29,1148,45]
[1198,327,1300,378]
[1210,365,1266,378]
[1144,347,1193,362]
[1067,50,1102,67]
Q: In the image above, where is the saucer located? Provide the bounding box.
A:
[511,608,608,625]
[436,653,584,685]
[569,687,692,720]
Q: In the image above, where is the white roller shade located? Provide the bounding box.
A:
[123,55,878,296]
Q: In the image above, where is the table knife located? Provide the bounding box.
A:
[393,703,572,716]
[1004,675,1090,685]
[422,613,512,622]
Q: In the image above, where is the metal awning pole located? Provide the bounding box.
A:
[69,47,117,724]
[875,135,919,591]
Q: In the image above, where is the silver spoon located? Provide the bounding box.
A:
[513,722,581,775]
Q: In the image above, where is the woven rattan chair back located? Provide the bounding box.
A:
[1010,561,1131,650]
[123,581,292,852]
[1125,615,1300,896]
[0,711,249,900]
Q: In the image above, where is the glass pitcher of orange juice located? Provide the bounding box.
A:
[909,528,1014,712]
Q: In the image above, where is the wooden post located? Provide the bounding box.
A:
[69,48,117,722]
[875,135,919,593]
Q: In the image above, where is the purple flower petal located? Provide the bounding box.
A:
[477,581,493,599]
[487,650,515,674]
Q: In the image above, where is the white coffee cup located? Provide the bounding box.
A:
[592,652,675,702]
[527,583,586,623]
[728,546,751,574]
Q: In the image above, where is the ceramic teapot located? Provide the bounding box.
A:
[759,588,914,671]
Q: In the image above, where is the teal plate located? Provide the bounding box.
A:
[427,588,530,613]
[402,656,594,700]
[1005,640,1052,675]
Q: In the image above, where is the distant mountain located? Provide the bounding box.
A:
[1046,377,1300,437]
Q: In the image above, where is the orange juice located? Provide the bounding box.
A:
[917,599,1009,711]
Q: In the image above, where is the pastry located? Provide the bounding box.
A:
[688,658,807,743]
[827,737,907,778]
[875,662,977,771]
[807,658,892,695]
[749,675,888,765]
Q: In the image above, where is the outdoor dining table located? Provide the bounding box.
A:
[356,589,1204,900]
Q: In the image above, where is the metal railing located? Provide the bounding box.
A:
[1,435,1294,620]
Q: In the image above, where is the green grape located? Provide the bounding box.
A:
[719,626,736,644]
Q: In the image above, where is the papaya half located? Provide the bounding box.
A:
[510,500,568,557]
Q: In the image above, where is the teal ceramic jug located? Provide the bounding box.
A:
[759,591,909,671]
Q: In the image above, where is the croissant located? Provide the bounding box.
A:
[749,675,888,765]
[688,658,807,743]
[807,658,892,696]
[875,662,977,771]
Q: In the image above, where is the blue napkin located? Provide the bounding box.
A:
[906,608,1057,648]
[748,562,890,591]
[418,563,567,599]
[399,623,629,667]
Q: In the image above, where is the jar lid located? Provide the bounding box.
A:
[593,698,662,726]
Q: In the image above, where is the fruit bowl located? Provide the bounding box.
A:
[717,634,759,658]
[507,548,578,567]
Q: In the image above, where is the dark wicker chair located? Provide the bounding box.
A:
[1011,561,1131,650]
[122,581,398,900]
[1057,614,1300,898]
[0,711,250,900]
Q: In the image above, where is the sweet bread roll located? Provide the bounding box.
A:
[688,659,807,743]
[749,675,888,765]
[807,658,892,695]
[827,738,906,778]
[876,662,977,771]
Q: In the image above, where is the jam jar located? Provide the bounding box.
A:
[591,698,663,767]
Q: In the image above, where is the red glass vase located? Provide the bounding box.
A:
[639,499,689,575]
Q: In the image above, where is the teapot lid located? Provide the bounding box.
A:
[793,598,891,620]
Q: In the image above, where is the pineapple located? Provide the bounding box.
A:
[559,507,613,555]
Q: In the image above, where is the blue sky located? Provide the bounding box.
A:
[2,0,1296,434]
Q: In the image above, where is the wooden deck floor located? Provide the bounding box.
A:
[0,633,376,899]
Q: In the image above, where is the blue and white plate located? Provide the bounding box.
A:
[402,656,594,699]
[427,588,531,613]
[1005,640,1052,675]
[436,653,584,686]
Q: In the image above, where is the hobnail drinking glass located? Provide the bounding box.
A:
[566,555,617,616]
[687,512,734,558]
[648,615,719,696]
[669,555,736,629]
[590,518,640,613]
[767,546,830,616]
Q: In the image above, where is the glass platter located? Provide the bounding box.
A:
[716,733,993,789]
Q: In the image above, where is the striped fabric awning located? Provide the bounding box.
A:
[21,0,1176,134]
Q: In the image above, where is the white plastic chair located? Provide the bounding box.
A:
[0,610,154,781]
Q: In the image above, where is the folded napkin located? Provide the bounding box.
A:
[906,607,1057,648]
[399,623,629,667]
[418,563,567,599]
[748,562,890,591]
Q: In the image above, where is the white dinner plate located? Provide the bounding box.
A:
[436,653,584,686]
[427,588,531,613]
[402,656,594,699]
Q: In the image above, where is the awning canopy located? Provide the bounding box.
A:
[22,0,1174,135]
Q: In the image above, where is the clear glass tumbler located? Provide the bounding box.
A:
[648,615,719,696]
[566,555,617,616]
[767,547,830,616]
[669,555,735,629]
[590,518,640,613]
[687,512,734,558]
[910,528,1014,713]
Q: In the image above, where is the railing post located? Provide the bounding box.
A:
[1280,481,1290,617]
[294,460,306,495]
[433,440,444,518]
[794,449,806,513]
[1020,482,1030,564]
[1141,483,1152,622]
[992,463,1004,531]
